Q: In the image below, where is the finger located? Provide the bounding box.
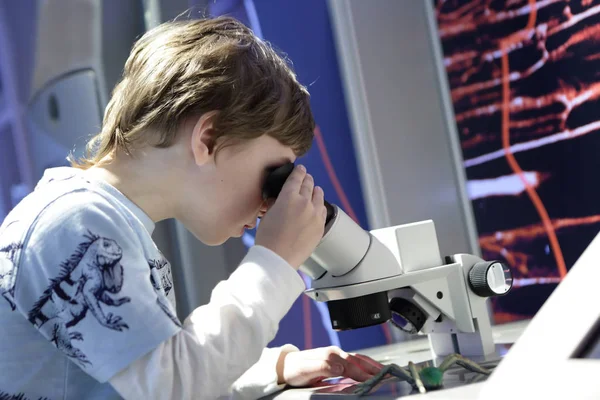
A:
[350,353,385,369]
[281,164,307,194]
[299,173,315,199]
[287,359,345,387]
[312,185,324,206]
[330,353,373,382]
[347,353,384,376]
[323,361,345,378]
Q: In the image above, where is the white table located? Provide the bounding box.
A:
[262,320,529,399]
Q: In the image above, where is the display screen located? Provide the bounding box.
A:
[433,0,600,323]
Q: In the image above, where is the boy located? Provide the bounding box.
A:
[0,16,382,400]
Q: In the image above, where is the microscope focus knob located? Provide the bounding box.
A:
[468,261,513,297]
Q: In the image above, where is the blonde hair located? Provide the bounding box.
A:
[70,16,315,168]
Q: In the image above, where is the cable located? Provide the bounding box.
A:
[499,0,567,278]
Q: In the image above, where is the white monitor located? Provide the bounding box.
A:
[479,231,600,399]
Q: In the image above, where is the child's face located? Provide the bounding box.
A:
[181,134,297,246]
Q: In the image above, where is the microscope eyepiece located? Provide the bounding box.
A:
[262,162,335,225]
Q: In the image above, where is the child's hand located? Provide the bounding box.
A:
[277,346,384,387]
[255,165,326,269]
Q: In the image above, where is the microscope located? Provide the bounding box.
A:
[263,163,513,359]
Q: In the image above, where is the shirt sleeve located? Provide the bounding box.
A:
[13,191,181,383]
[109,245,306,400]
[225,344,300,400]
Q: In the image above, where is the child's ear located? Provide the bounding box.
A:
[190,111,218,166]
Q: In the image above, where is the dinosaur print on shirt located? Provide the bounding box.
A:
[27,232,131,366]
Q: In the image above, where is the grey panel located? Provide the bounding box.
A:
[31,0,145,107]
[27,0,146,179]
[142,0,209,29]
[31,0,103,100]
[29,69,102,156]
[328,0,479,258]
[101,0,146,98]
[159,0,207,21]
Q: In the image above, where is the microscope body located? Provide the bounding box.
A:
[260,163,511,359]
[301,206,512,359]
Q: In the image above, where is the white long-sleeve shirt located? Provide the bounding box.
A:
[0,167,304,399]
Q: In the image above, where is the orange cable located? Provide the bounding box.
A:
[500,0,567,278]
[314,126,360,224]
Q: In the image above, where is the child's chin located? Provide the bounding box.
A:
[198,233,229,246]
[201,226,244,245]
[214,237,230,245]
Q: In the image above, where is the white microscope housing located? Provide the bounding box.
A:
[300,204,513,358]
